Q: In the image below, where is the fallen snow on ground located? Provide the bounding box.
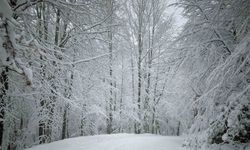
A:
[26,134,184,150]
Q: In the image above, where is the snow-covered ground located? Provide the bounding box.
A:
[26,134,184,150]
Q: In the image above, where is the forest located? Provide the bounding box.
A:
[0,0,249,150]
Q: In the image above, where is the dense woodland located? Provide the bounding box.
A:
[0,0,249,150]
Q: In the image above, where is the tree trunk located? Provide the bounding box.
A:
[61,105,68,139]
[136,0,145,134]
[36,3,43,39]
[55,8,61,46]
[119,53,124,132]
[130,52,137,133]
[0,67,8,147]
[42,1,48,41]
[106,0,114,134]
[176,121,181,136]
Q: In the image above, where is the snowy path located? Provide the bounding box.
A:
[26,134,185,150]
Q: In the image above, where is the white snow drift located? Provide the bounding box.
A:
[26,134,184,150]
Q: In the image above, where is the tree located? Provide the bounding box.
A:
[170,0,250,148]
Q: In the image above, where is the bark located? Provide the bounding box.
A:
[36,3,43,39]
[61,105,68,139]
[106,0,114,134]
[55,8,61,46]
[176,121,181,136]
[136,0,144,134]
[151,49,160,134]
[130,52,137,133]
[0,67,8,147]
[80,104,86,136]
[42,1,48,41]
[144,0,156,133]
[119,53,124,132]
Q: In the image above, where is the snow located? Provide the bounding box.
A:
[0,0,13,19]
[23,67,33,85]
[26,134,184,150]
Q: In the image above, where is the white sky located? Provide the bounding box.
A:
[166,0,188,30]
